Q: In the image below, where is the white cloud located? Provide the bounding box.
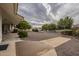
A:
[18,3,79,27]
[42,3,56,21]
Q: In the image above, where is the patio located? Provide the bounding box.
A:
[2,33,22,43]
[16,36,71,56]
[1,32,79,56]
[0,33,23,56]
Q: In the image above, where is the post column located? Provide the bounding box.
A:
[0,10,2,43]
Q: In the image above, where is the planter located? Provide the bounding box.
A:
[0,44,8,51]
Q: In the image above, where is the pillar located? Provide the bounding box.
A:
[0,11,2,43]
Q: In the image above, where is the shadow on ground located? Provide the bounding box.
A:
[55,38,79,56]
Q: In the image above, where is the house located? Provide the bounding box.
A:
[72,24,79,29]
[0,3,24,43]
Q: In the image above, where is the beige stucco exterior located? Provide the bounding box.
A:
[0,3,24,25]
[0,3,24,55]
[0,3,24,42]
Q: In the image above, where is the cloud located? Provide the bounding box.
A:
[18,3,79,27]
[42,3,56,22]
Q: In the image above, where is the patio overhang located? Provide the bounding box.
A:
[0,3,24,25]
[1,3,24,42]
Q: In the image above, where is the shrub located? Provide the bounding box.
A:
[12,28,18,33]
[16,21,31,30]
[74,29,79,37]
[32,28,38,32]
[18,31,28,38]
[61,29,73,36]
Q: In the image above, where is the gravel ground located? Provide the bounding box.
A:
[26,31,61,41]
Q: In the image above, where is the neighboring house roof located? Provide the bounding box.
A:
[73,24,79,28]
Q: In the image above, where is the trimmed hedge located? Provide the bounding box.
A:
[61,29,73,36]
[18,31,28,38]
[74,29,79,37]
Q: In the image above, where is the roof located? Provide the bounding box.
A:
[73,24,79,28]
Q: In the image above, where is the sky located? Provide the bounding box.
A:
[18,3,79,27]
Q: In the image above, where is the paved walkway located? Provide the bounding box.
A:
[2,33,22,42]
[0,33,23,56]
[0,41,16,56]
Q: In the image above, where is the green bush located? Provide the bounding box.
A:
[61,29,73,36]
[16,21,31,30]
[60,29,79,37]
[12,29,18,33]
[18,31,28,38]
[32,28,39,32]
[74,29,79,37]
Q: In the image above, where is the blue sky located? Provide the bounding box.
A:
[18,3,79,27]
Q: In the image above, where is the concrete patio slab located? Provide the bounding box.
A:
[0,33,23,56]
[16,37,71,56]
[0,41,16,56]
[40,37,71,47]
[16,40,57,56]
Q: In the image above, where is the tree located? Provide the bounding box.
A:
[16,21,31,38]
[42,23,56,31]
[64,16,73,29]
[27,24,31,29]
[57,18,65,29]
[16,21,31,30]
[57,16,73,29]
[48,23,56,30]
[42,24,49,31]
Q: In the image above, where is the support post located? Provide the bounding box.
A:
[0,10,2,43]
